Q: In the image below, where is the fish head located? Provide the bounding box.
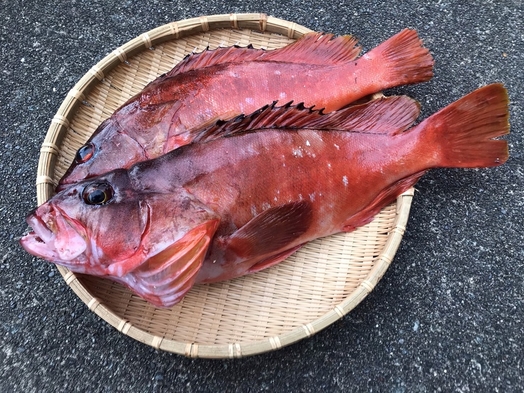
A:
[21,170,149,274]
[20,169,220,307]
[57,118,147,190]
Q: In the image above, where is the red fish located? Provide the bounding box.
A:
[57,29,434,189]
[21,84,509,307]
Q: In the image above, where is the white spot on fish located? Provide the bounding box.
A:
[262,202,271,211]
[298,194,303,201]
[292,148,303,157]
[245,97,255,105]
[279,92,287,100]
[274,196,278,202]
[342,175,348,187]
[334,143,340,150]
[304,148,316,158]
[305,140,310,146]
[327,163,332,169]
[309,193,316,202]
[251,205,257,216]
[274,70,282,75]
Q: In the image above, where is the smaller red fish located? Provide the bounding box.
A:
[21,84,509,307]
[57,29,433,188]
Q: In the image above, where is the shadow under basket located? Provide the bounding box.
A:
[35,13,414,358]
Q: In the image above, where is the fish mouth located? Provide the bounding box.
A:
[26,213,54,244]
[20,205,88,266]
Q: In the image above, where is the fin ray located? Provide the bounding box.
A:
[343,171,426,232]
[417,83,510,168]
[225,201,313,260]
[262,32,361,64]
[368,28,434,86]
[193,95,421,143]
[246,245,304,274]
[120,220,219,308]
[165,32,361,78]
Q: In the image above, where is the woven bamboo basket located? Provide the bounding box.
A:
[35,13,414,358]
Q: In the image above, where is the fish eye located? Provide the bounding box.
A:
[82,182,114,205]
[75,143,95,164]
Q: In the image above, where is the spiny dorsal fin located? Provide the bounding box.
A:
[191,101,320,142]
[165,32,361,77]
[165,45,266,77]
[191,95,421,143]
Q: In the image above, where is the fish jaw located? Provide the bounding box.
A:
[20,204,91,271]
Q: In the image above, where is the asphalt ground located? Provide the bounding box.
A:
[1,1,523,391]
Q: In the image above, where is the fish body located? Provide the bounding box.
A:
[58,29,434,188]
[21,84,509,307]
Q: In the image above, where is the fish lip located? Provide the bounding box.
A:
[25,212,55,244]
[20,213,59,261]
[20,205,88,265]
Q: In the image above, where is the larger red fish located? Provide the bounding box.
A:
[57,29,434,189]
[21,84,509,307]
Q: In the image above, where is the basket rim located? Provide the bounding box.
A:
[37,13,414,358]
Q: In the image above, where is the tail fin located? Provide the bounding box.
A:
[366,29,434,87]
[418,83,509,168]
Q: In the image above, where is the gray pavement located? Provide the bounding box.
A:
[1,0,523,391]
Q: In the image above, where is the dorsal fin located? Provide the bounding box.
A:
[323,95,421,134]
[165,45,267,77]
[262,32,361,65]
[165,32,361,77]
[191,95,421,143]
[191,101,318,142]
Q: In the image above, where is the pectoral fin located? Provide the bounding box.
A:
[225,201,313,261]
[121,219,219,308]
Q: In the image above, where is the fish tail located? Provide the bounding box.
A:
[366,29,434,86]
[418,83,509,168]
